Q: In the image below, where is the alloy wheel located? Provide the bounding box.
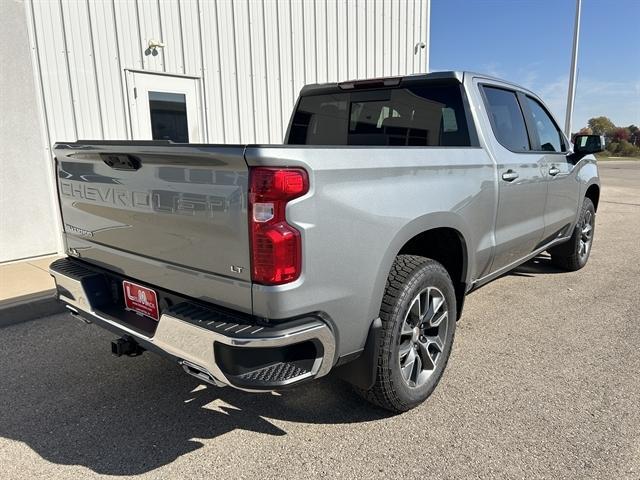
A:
[398,286,449,388]
[579,210,594,259]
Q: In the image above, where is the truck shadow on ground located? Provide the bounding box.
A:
[0,315,390,476]
[510,254,567,277]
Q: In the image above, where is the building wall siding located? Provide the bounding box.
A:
[0,0,58,262]
[28,0,430,145]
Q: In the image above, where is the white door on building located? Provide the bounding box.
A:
[126,71,203,143]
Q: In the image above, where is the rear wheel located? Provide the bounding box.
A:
[358,255,457,413]
[550,197,595,271]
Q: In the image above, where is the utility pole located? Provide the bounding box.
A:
[425,0,431,73]
[565,0,582,137]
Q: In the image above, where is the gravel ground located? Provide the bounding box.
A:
[0,161,638,479]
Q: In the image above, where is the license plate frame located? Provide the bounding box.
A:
[122,280,160,322]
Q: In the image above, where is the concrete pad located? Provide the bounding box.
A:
[26,255,60,272]
[0,255,64,326]
[0,261,56,305]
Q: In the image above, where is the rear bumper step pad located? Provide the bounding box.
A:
[49,257,335,390]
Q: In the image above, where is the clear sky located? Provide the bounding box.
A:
[430,0,640,131]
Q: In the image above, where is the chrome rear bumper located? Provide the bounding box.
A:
[49,258,335,391]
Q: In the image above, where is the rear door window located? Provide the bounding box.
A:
[287,84,472,146]
[482,86,531,152]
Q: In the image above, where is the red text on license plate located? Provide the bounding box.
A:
[123,280,160,321]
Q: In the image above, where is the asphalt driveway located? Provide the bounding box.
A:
[0,161,638,479]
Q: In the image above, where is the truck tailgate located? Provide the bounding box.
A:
[53,142,252,312]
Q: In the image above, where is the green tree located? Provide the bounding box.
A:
[588,116,615,136]
[628,125,639,146]
[617,140,639,157]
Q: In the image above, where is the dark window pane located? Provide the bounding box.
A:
[483,87,530,151]
[149,91,189,143]
[348,86,470,146]
[525,96,565,152]
[287,84,471,146]
[288,94,349,145]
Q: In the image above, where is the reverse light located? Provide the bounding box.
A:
[252,203,275,223]
[249,167,309,285]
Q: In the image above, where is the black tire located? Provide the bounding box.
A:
[358,255,457,413]
[550,197,595,272]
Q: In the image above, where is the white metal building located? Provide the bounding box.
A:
[1,0,431,263]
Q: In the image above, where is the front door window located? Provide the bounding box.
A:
[524,96,566,152]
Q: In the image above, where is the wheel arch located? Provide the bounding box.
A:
[373,214,472,322]
[585,183,600,211]
[575,158,600,213]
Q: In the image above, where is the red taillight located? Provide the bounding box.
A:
[249,167,309,285]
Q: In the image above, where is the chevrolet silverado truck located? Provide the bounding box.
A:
[49,71,602,412]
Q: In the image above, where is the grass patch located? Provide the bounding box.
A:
[595,153,640,161]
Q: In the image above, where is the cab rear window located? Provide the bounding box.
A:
[287,83,472,147]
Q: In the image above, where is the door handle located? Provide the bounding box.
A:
[100,153,141,171]
[501,170,519,182]
[549,166,560,176]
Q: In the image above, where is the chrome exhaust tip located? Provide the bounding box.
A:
[181,360,226,387]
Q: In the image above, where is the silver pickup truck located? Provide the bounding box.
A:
[50,71,602,412]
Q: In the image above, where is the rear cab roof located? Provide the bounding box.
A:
[298,70,538,99]
[299,71,466,97]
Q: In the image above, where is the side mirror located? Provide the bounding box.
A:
[569,134,605,163]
